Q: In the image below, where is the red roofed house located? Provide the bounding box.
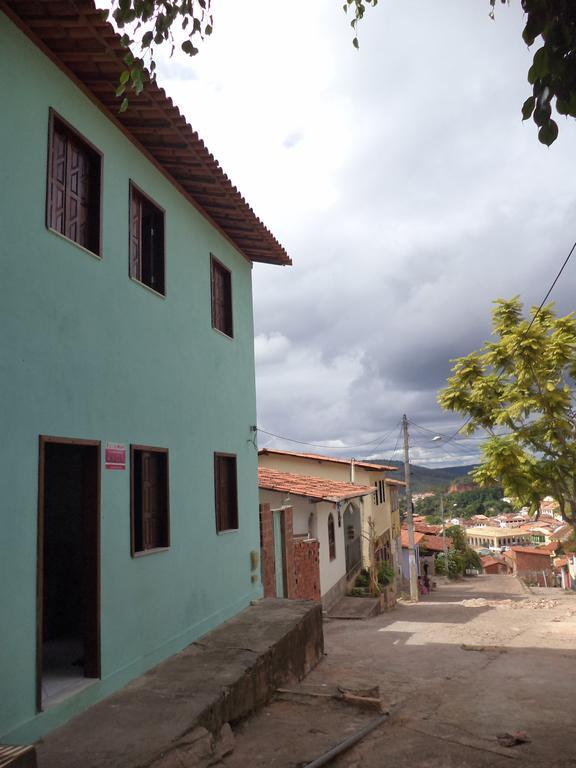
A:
[555,555,576,591]
[480,556,512,575]
[510,546,555,586]
[259,450,404,589]
[258,466,375,608]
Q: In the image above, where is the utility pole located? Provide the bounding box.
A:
[440,494,448,564]
[402,414,418,601]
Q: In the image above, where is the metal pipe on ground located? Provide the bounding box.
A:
[302,713,389,768]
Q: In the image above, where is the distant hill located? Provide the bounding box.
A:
[373,460,478,493]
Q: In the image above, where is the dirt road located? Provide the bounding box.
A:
[221,576,576,767]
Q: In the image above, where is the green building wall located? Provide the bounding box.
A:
[0,11,264,743]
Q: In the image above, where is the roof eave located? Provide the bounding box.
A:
[1,0,291,267]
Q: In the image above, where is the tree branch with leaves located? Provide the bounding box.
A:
[438,298,576,531]
[106,0,576,146]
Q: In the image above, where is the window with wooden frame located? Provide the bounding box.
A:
[130,182,165,295]
[46,110,102,256]
[214,453,238,532]
[328,513,336,561]
[210,256,233,337]
[131,446,169,555]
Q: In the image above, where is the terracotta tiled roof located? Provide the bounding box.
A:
[480,556,501,568]
[539,542,559,552]
[414,524,442,535]
[420,534,452,552]
[2,0,290,266]
[258,449,399,472]
[400,530,425,548]
[258,467,375,503]
[511,546,552,557]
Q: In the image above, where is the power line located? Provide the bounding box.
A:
[379,423,404,462]
[408,419,512,443]
[255,420,401,452]
[527,239,576,332]
[432,238,575,442]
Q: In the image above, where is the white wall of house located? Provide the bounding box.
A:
[258,489,347,602]
[258,453,399,567]
[316,501,347,601]
[259,489,312,535]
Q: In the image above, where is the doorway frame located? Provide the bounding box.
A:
[37,435,101,712]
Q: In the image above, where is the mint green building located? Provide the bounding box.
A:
[0,0,290,744]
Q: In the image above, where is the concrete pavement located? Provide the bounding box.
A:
[221,575,576,768]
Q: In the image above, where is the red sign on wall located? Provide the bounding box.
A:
[105,442,126,470]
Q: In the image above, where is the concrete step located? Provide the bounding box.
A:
[327,596,381,620]
[36,600,323,768]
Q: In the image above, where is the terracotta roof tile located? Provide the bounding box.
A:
[414,524,442,535]
[2,0,290,266]
[400,530,425,548]
[511,546,552,556]
[258,467,375,503]
[258,449,399,472]
[420,534,453,552]
[480,556,501,567]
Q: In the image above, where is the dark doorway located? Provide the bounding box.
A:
[343,503,362,575]
[37,437,100,710]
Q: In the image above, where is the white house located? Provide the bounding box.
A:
[258,467,374,609]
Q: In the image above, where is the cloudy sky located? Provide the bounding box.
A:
[153,0,576,467]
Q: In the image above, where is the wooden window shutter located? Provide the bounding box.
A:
[48,127,67,236]
[141,451,167,550]
[46,113,102,256]
[215,455,238,531]
[130,190,142,281]
[66,139,91,248]
[215,455,223,530]
[211,258,233,336]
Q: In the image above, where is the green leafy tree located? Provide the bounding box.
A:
[439,298,576,532]
[444,525,467,552]
[106,0,576,142]
[106,0,378,109]
[496,0,576,146]
[436,551,464,580]
[463,548,482,571]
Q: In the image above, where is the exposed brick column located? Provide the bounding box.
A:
[293,537,321,601]
[259,503,276,598]
[280,506,296,598]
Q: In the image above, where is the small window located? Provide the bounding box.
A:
[46,110,102,256]
[328,513,336,561]
[130,182,165,295]
[211,256,233,337]
[380,480,386,503]
[373,482,378,506]
[214,454,238,532]
[131,446,169,555]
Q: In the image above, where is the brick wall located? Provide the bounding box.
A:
[280,506,296,599]
[514,551,553,575]
[260,505,321,602]
[293,536,321,602]
[259,504,276,598]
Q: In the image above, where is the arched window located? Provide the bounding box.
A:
[328,513,336,561]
